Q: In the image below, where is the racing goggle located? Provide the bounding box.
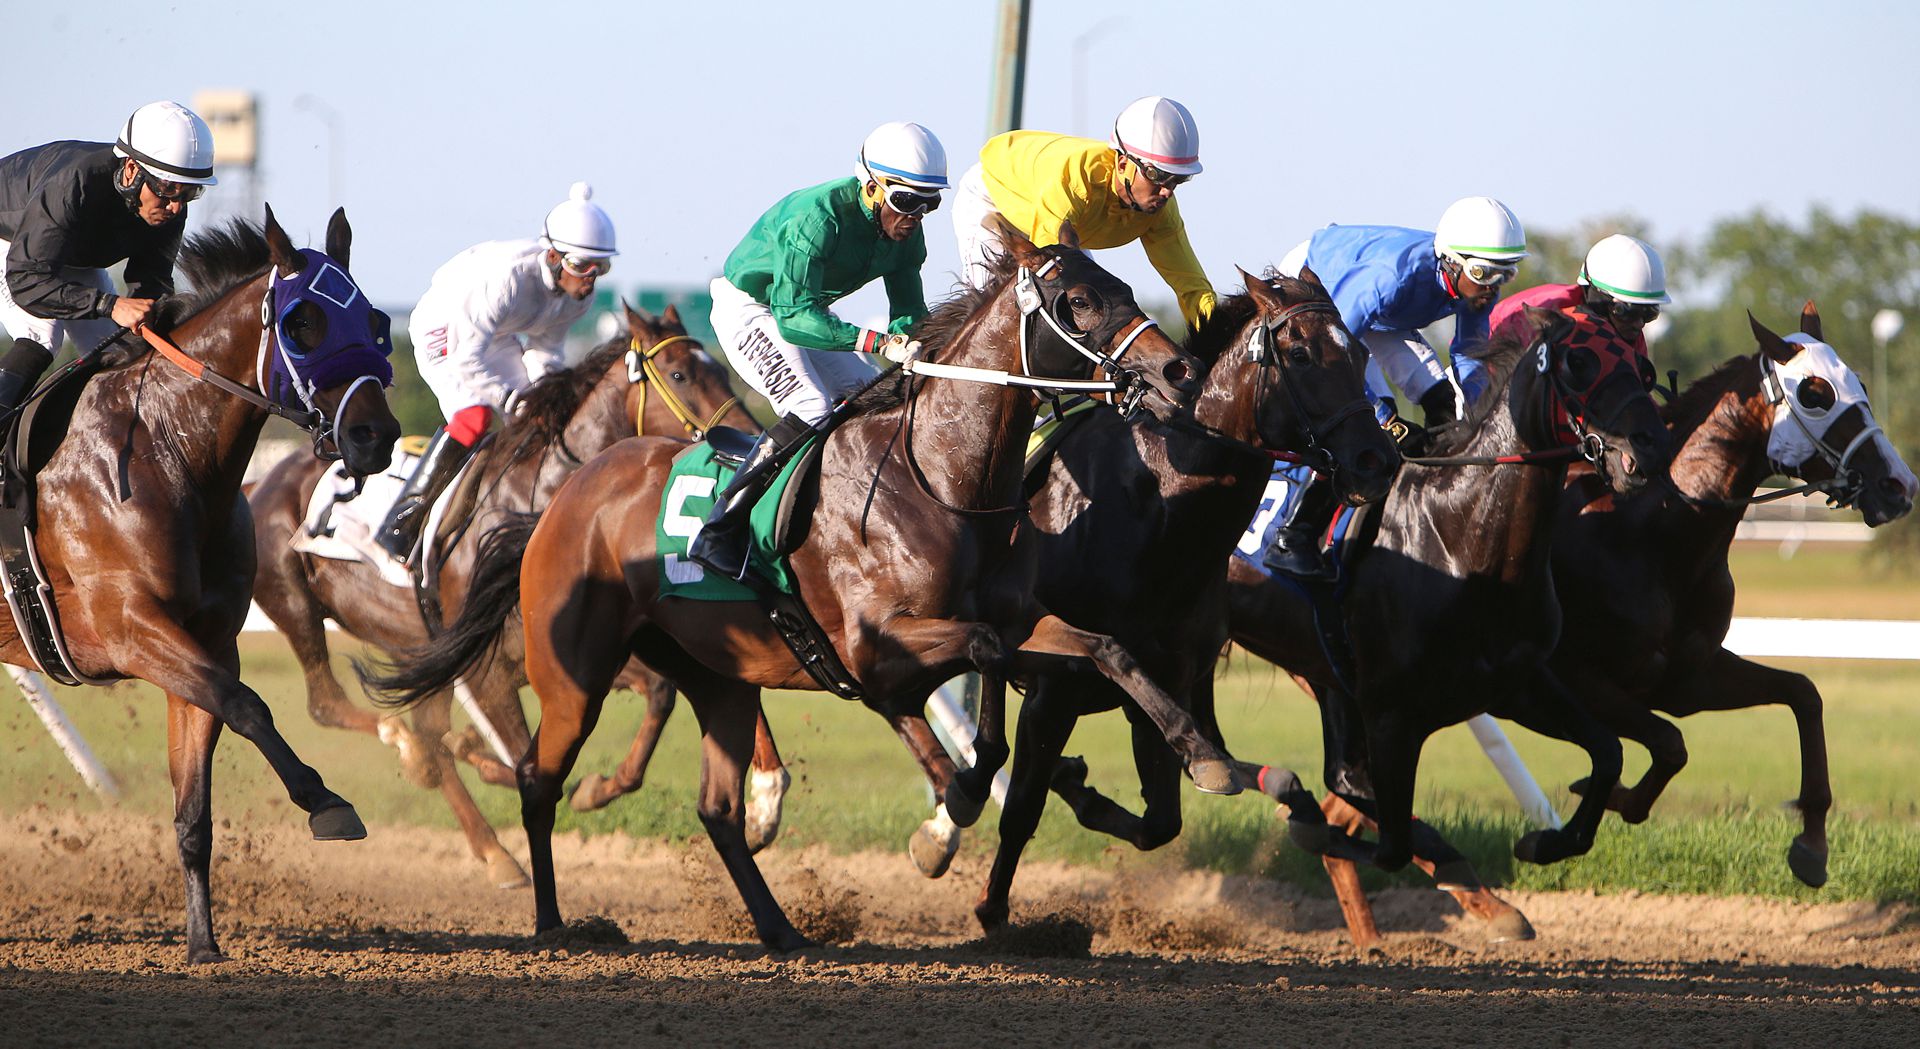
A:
[1127,155,1193,189]
[1450,254,1519,288]
[1603,298,1662,326]
[559,253,612,278]
[143,171,206,203]
[881,182,942,218]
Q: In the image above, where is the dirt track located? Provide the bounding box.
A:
[1,808,1915,1048]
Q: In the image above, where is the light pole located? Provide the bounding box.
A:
[1872,308,1903,426]
[1071,18,1126,137]
[293,94,344,207]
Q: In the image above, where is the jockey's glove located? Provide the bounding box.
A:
[879,333,924,364]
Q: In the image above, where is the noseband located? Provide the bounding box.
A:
[1758,349,1879,507]
[1244,299,1375,478]
[626,333,738,441]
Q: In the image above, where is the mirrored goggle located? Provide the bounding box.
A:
[1129,156,1193,189]
[144,172,205,203]
[1457,256,1519,287]
[883,184,942,217]
[560,254,612,277]
[1606,299,1662,325]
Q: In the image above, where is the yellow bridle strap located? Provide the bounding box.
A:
[629,334,738,439]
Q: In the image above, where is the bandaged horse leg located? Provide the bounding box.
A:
[1013,615,1240,796]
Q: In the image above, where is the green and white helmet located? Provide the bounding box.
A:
[1433,196,1527,263]
[1578,234,1670,305]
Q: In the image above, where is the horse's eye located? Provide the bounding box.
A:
[1070,295,1092,311]
[1287,346,1313,366]
[1796,376,1836,413]
[671,371,686,382]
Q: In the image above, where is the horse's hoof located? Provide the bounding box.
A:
[765,928,816,954]
[569,774,613,812]
[186,945,230,965]
[444,725,488,764]
[486,851,531,890]
[1788,838,1829,888]
[1516,829,1581,866]
[1286,819,1332,855]
[1050,755,1090,794]
[1188,758,1242,796]
[945,782,987,829]
[309,804,367,842]
[973,899,1010,932]
[1485,909,1537,943]
[380,717,440,789]
[745,767,791,853]
[909,814,960,879]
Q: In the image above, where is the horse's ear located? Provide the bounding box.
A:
[1749,310,1801,364]
[662,302,682,329]
[621,298,651,333]
[1525,305,1573,345]
[1056,220,1081,250]
[1239,265,1280,309]
[990,215,1047,270]
[1800,300,1823,342]
[263,204,304,274]
[1298,263,1330,297]
[324,208,351,268]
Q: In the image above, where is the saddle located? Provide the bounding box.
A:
[0,350,114,685]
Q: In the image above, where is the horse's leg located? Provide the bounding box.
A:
[892,707,965,878]
[947,671,1007,827]
[1499,670,1624,868]
[1046,683,1183,849]
[682,673,808,951]
[975,675,1078,931]
[1565,682,1688,824]
[1360,703,1427,873]
[1652,648,1830,888]
[570,671,678,812]
[744,699,789,854]
[118,615,363,836]
[1320,793,1534,943]
[165,695,225,963]
[412,691,528,889]
[1014,615,1239,795]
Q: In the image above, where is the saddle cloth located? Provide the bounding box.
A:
[1233,461,1371,583]
[291,435,459,588]
[654,435,818,602]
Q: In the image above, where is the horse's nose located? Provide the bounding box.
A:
[344,421,397,475]
[1162,355,1198,394]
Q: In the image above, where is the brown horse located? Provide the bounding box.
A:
[365,226,1240,949]
[0,209,401,963]
[1550,303,1912,887]
[965,268,1401,929]
[248,303,767,887]
[1228,307,1671,884]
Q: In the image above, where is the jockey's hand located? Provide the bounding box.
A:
[111,296,156,330]
[1383,414,1430,457]
[879,333,923,364]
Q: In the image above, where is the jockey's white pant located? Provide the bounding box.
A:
[951,164,1006,291]
[0,238,117,352]
[409,314,558,421]
[708,277,880,426]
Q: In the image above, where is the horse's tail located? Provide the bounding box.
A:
[357,513,537,709]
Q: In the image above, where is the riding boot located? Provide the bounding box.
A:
[375,428,473,562]
[1261,473,1338,581]
[1418,382,1460,428]
[0,339,54,421]
[688,413,818,581]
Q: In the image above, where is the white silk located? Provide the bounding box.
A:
[1767,333,1917,496]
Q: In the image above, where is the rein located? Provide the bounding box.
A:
[627,334,737,440]
[1402,335,1608,469]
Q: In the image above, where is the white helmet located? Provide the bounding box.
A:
[112,101,218,186]
[1433,196,1527,262]
[1111,96,1202,176]
[855,121,948,191]
[1579,234,1670,305]
[540,182,617,258]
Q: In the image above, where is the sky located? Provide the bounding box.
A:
[11,0,1920,331]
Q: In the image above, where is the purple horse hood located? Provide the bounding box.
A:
[266,248,394,412]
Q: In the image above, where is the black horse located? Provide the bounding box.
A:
[1229,305,1671,874]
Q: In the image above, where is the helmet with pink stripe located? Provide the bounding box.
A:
[1111,96,1202,177]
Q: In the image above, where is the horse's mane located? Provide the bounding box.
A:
[497,335,634,460]
[99,221,273,367]
[1184,291,1258,366]
[843,249,1026,418]
[1420,329,1539,457]
[1661,354,1753,432]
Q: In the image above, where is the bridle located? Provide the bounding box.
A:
[626,333,737,441]
[1240,299,1376,478]
[1758,348,1877,506]
[902,253,1164,415]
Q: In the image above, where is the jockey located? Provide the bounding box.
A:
[951,95,1215,332]
[0,101,219,417]
[376,182,617,561]
[1491,233,1668,355]
[688,121,946,582]
[1261,196,1528,580]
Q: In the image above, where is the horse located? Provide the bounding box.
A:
[248,302,766,887]
[0,208,402,963]
[962,268,1401,930]
[1226,305,1671,887]
[1548,303,1913,888]
[363,224,1244,950]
